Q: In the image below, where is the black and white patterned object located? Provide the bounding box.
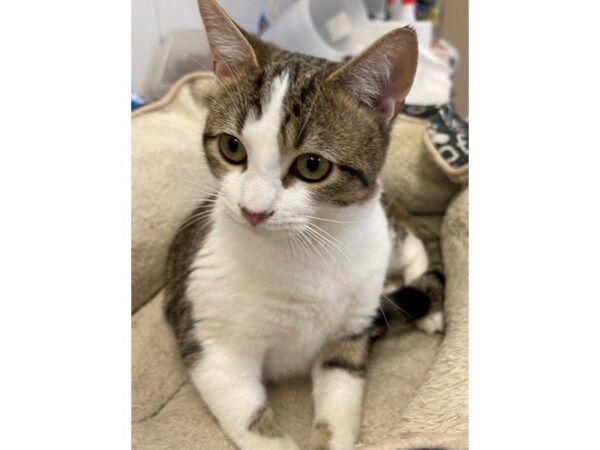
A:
[402,104,440,119]
[402,103,469,168]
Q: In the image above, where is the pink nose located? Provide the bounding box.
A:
[240,207,273,226]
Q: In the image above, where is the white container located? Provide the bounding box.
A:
[390,0,403,21]
[262,0,370,61]
[362,19,434,51]
[363,0,386,20]
[406,45,452,105]
[358,21,448,104]
[392,0,417,23]
[263,0,434,60]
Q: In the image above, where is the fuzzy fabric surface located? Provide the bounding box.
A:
[132,72,468,449]
[380,115,460,214]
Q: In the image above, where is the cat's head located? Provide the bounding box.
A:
[198,0,417,232]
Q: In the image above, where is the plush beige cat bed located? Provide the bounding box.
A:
[132,72,468,449]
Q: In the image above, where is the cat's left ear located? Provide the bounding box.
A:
[198,0,259,79]
[326,27,418,124]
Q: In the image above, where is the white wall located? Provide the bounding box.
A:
[131,0,161,96]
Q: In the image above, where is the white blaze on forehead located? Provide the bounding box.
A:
[240,71,289,213]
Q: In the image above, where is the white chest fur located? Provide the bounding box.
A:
[186,195,390,380]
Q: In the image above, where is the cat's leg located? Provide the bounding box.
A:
[190,344,298,450]
[309,332,369,450]
[399,232,445,334]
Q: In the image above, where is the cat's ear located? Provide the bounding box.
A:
[198,0,259,79]
[327,27,418,124]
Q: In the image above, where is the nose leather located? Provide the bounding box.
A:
[240,207,273,226]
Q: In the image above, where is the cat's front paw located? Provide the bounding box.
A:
[416,310,445,335]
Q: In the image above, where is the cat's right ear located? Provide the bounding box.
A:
[198,0,259,79]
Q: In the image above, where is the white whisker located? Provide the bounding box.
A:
[298,227,328,267]
[306,223,354,261]
[304,215,363,225]
[297,83,322,141]
[172,50,244,119]
[380,293,414,319]
[378,304,391,330]
[303,226,340,270]
[176,209,215,233]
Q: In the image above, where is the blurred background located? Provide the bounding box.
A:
[132,0,468,116]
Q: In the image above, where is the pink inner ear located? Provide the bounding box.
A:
[326,27,417,124]
[374,59,414,123]
[388,56,415,103]
[214,59,233,79]
[378,98,397,123]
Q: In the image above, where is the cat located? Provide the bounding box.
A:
[164,0,445,449]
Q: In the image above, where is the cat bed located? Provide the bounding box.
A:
[132,72,468,449]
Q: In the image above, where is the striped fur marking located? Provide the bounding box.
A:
[164,200,214,367]
[247,404,284,438]
[310,421,333,450]
[321,358,367,377]
[320,333,369,378]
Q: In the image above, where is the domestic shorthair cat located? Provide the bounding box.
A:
[164,1,445,449]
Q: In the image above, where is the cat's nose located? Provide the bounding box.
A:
[240,206,273,226]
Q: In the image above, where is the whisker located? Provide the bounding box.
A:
[293,232,311,260]
[177,210,213,227]
[380,293,414,319]
[175,191,219,200]
[179,178,219,193]
[174,198,220,208]
[378,304,391,331]
[303,226,340,269]
[287,232,303,262]
[298,228,327,267]
[303,215,363,225]
[297,83,322,142]
[177,215,214,236]
[306,223,354,261]
[176,208,216,233]
[189,88,215,103]
[173,50,245,121]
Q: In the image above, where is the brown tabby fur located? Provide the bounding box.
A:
[164,200,214,366]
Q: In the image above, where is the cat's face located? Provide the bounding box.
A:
[198,0,417,233]
[203,58,389,233]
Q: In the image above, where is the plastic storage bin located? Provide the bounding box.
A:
[147,30,213,100]
[262,0,433,61]
[147,7,445,105]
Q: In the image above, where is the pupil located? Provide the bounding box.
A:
[228,137,239,153]
[306,155,320,172]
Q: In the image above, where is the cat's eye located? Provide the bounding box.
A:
[293,154,332,182]
[218,134,247,164]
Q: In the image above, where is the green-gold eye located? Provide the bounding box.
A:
[219,134,247,164]
[293,154,332,182]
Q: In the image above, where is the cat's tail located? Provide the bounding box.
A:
[389,267,445,321]
[379,193,446,334]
